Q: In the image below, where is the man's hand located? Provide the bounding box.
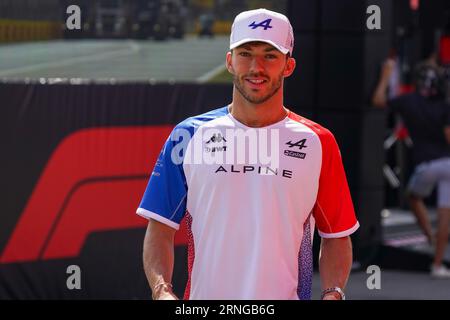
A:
[321,292,341,300]
[372,58,396,108]
[381,58,396,81]
[152,283,179,300]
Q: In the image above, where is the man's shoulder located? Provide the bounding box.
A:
[288,110,334,140]
[174,106,229,132]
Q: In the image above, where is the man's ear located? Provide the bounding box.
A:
[283,57,296,78]
[226,51,234,75]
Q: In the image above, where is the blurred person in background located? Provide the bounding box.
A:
[372,55,450,278]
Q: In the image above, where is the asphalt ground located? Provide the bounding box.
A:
[312,269,450,300]
[310,207,450,300]
[0,36,229,82]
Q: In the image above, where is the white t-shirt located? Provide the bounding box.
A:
[137,106,359,300]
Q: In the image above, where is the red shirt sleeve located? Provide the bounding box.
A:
[312,127,359,238]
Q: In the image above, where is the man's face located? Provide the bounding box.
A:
[226,42,295,104]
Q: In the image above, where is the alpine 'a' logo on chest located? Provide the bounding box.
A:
[284,139,307,159]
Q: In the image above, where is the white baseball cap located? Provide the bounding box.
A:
[230,8,294,55]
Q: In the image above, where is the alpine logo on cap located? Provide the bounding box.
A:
[248,19,273,30]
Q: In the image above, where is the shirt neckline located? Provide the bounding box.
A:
[226,105,291,129]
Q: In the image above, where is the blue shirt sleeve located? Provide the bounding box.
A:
[137,127,190,230]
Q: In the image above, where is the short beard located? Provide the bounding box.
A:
[233,72,283,104]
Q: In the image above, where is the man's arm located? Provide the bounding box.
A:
[372,58,395,108]
[319,236,353,300]
[143,219,179,300]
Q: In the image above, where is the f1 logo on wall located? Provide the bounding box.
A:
[284,139,307,159]
[0,126,189,264]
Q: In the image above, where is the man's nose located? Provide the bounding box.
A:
[249,57,265,74]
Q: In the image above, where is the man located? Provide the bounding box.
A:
[137,9,359,300]
[372,58,450,278]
